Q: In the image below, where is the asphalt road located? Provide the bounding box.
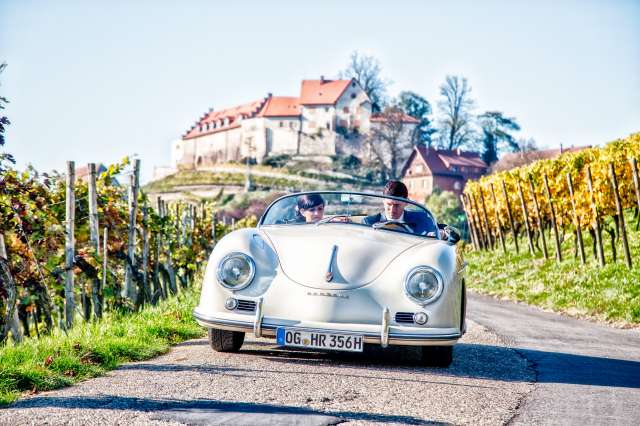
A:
[0,319,533,425]
[467,293,640,425]
[1,294,638,425]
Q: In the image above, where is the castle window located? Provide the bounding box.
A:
[326,122,330,130]
[279,121,284,127]
[351,81,356,88]
[289,121,295,129]
[324,107,329,112]
[343,107,349,113]
[351,93,356,99]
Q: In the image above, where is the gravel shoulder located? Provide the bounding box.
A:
[0,320,534,425]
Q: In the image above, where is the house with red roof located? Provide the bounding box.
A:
[401,146,488,201]
[170,77,418,171]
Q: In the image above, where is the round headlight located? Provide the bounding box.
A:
[216,253,256,290]
[404,266,443,305]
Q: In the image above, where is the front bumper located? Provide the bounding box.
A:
[193,306,461,347]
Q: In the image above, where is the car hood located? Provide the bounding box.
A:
[261,224,424,290]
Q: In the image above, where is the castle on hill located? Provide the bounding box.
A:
[170,77,419,170]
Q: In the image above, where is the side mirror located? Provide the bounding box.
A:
[438,224,461,245]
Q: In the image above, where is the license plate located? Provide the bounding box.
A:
[276,328,364,352]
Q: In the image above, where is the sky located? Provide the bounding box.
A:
[1,0,639,183]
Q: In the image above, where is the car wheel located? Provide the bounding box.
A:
[421,345,453,368]
[208,328,245,352]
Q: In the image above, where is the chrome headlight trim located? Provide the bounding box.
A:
[403,266,444,306]
[216,252,256,291]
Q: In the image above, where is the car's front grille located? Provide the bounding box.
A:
[395,312,415,324]
[236,300,256,312]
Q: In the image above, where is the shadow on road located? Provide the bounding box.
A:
[4,396,442,425]
[116,341,640,389]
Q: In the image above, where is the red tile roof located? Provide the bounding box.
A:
[259,96,301,117]
[299,79,352,105]
[183,97,269,140]
[370,113,420,124]
[402,146,488,178]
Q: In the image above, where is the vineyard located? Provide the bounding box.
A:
[463,132,640,324]
[0,157,256,345]
[463,132,640,265]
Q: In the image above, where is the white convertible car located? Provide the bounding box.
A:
[194,191,466,367]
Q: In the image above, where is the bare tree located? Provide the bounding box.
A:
[364,106,414,179]
[436,75,475,150]
[339,51,390,112]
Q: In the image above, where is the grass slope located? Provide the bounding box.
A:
[465,213,640,326]
[0,287,205,405]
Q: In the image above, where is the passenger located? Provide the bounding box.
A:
[295,194,325,223]
[364,180,437,235]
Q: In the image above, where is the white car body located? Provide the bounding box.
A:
[194,191,466,363]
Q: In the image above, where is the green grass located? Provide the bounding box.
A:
[465,212,640,326]
[0,286,205,405]
[144,170,337,193]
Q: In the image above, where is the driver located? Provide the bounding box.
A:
[364,180,436,235]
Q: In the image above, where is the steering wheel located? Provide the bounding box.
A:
[315,215,351,226]
[372,220,413,233]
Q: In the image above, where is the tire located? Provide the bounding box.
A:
[208,328,245,352]
[421,345,453,368]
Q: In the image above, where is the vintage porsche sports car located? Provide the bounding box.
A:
[194,191,466,367]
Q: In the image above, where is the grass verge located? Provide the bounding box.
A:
[0,286,205,405]
[465,212,640,327]
[143,170,336,193]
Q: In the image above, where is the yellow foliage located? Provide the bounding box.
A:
[464,132,640,230]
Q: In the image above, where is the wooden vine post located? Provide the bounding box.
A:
[489,183,506,253]
[124,159,141,303]
[142,201,150,303]
[470,194,488,250]
[153,196,164,301]
[528,175,548,259]
[609,162,632,269]
[101,227,108,317]
[516,179,535,255]
[212,210,217,246]
[478,187,495,250]
[464,194,482,250]
[0,234,22,344]
[566,172,586,264]
[460,194,479,250]
[501,180,519,253]
[543,174,562,262]
[64,161,76,329]
[87,163,102,319]
[586,166,605,267]
[631,158,640,229]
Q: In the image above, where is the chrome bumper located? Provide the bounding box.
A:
[193,308,461,347]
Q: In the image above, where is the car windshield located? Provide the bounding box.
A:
[260,192,439,238]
